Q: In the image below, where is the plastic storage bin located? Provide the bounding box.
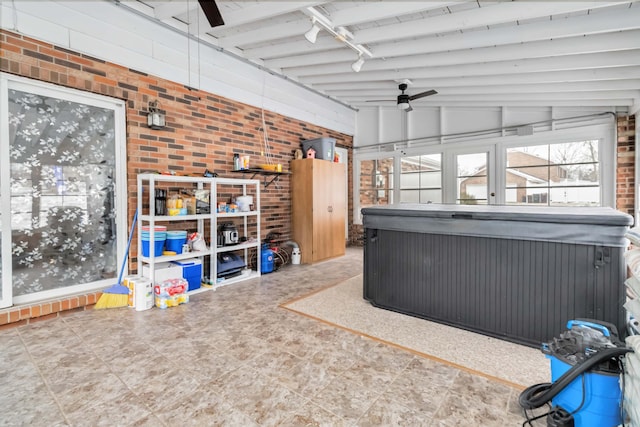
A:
[141,230,166,257]
[142,262,183,285]
[171,258,202,292]
[302,137,336,161]
[165,230,188,254]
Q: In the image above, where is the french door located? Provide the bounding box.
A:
[446,146,497,205]
[0,73,126,307]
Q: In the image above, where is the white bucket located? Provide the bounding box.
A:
[236,196,253,212]
[292,248,301,265]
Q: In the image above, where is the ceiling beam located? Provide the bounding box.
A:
[328,80,640,98]
[328,2,457,27]
[246,5,640,63]
[282,31,640,77]
[311,67,640,92]
[208,1,322,30]
[368,5,640,59]
[353,2,628,45]
[298,50,640,85]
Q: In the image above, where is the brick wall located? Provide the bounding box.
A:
[617,114,636,219]
[0,29,353,326]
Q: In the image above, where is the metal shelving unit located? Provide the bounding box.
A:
[137,174,261,292]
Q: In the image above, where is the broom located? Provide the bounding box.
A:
[95,209,138,309]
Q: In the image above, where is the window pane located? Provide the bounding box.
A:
[506,141,599,206]
[457,152,487,204]
[359,158,394,208]
[400,154,441,203]
[9,88,118,297]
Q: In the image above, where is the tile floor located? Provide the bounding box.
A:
[0,248,544,426]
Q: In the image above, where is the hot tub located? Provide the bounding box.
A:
[362,204,633,346]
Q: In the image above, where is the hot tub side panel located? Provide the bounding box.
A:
[363,227,626,347]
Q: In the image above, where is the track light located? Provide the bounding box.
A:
[304,23,320,43]
[351,55,365,73]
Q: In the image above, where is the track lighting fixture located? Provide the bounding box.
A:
[351,55,365,73]
[304,22,320,44]
[303,6,373,72]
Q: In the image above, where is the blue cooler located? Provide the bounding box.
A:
[171,258,202,291]
[165,230,188,254]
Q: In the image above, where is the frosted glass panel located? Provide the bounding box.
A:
[8,89,118,297]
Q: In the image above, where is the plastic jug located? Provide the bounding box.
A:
[261,244,274,274]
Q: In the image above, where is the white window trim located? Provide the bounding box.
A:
[352,121,616,225]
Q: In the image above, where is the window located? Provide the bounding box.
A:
[358,157,394,208]
[400,154,442,203]
[506,141,600,206]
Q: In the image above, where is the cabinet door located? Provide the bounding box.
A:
[329,162,346,257]
[311,160,334,262]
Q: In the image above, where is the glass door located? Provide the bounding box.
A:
[1,74,126,305]
[450,147,496,205]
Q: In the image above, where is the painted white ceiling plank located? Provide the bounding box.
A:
[371,10,640,59]
[152,1,198,20]
[298,50,640,85]
[389,100,632,108]
[265,49,361,69]
[243,37,352,60]
[353,2,626,45]
[218,21,311,47]
[347,90,637,102]
[350,99,635,108]
[328,2,458,26]
[283,34,640,76]
[251,6,640,62]
[282,30,640,74]
[209,1,322,30]
[313,67,640,91]
[329,80,640,98]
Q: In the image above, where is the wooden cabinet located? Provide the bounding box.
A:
[291,158,346,264]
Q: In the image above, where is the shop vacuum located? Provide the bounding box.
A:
[519,319,633,427]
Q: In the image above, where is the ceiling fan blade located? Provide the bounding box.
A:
[409,89,438,101]
[198,0,225,27]
[365,99,394,102]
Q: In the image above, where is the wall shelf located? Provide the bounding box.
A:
[230,168,290,188]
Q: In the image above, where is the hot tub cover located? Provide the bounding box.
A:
[362,204,633,247]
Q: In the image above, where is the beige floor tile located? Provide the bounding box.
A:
[0,248,541,426]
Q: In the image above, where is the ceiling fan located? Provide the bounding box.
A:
[198,0,224,27]
[369,83,438,112]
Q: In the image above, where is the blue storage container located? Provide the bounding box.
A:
[165,230,188,254]
[171,258,202,291]
[261,244,274,274]
[548,355,623,427]
[141,231,166,257]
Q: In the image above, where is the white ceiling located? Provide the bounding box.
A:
[126,0,640,112]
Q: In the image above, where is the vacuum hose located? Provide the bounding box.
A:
[519,347,633,410]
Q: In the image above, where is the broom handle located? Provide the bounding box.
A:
[116,208,138,285]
